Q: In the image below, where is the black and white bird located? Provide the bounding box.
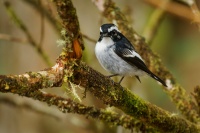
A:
[95,23,167,87]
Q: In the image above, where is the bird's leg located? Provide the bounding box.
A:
[108,74,119,78]
[108,74,124,84]
[118,76,125,84]
[107,74,119,85]
[135,76,141,83]
[118,77,125,91]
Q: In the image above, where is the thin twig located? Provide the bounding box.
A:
[142,0,169,45]
[38,0,45,47]
[0,96,61,120]
[82,33,96,43]
[4,1,52,66]
[23,0,62,32]
[143,0,194,21]
[0,33,28,44]
[190,1,200,30]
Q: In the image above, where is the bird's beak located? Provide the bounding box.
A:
[101,33,109,37]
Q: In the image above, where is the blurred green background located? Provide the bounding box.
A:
[0,0,200,133]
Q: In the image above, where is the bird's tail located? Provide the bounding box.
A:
[148,72,167,87]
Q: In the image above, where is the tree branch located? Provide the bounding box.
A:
[70,61,199,132]
[142,0,168,45]
[0,85,156,131]
[0,33,28,44]
[143,0,194,21]
[0,96,61,120]
[145,0,200,30]
[23,0,62,32]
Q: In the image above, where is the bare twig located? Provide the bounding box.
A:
[143,0,169,45]
[4,1,52,66]
[168,0,200,30]
[38,0,45,47]
[190,1,200,30]
[82,33,96,43]
[0,33,27,43]
[0,96,61,120]
[23,0,62,32]
[143,0,194,21]
[145,0,200,30]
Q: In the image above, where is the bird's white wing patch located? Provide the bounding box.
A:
[122,49,143,61]
[132,51,143,61]
[122,49,134,57]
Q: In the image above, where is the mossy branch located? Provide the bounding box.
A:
[0,78,152,131]
[192,86,200,115]
[70,61,199,132]
[0,61,199,132]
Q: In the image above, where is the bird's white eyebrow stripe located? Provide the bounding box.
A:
[108,26,120,32]
[100,27,103,32]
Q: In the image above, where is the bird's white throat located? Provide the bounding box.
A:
[97,37,114,47]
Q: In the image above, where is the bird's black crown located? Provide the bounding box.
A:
[100,23,116,33]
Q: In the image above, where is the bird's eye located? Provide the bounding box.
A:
[112,30,117,36]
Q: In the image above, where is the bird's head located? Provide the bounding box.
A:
[99,24,122,41]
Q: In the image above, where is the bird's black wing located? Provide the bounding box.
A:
[114,41,167,87]
[119,33,135,50]
[113,41,150,74]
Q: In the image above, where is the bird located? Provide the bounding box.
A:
[95,23,167,87]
